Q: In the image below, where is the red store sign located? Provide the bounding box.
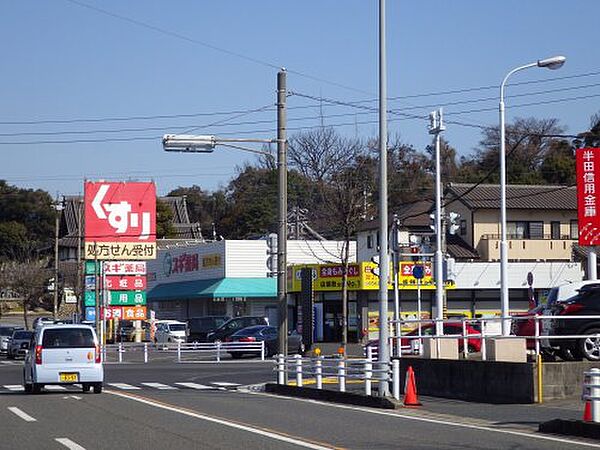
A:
[576,148,600,246]
[105,275,146,291]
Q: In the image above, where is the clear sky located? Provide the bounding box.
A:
[1,1,598,197]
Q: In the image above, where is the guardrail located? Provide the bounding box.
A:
[274,347,402,400]
[101,340,266,363]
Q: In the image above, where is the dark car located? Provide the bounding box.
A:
[7,330,33,359]
[188,316,230,342]
[0,325,23,355]
[225,325,304,358]
[547,284,600,361]
[206,316,268,342]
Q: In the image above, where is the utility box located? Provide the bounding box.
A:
[422,338,459,359]
[485,338,527,362]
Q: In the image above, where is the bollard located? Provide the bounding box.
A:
[118,342,123,363]
[392,359,400,401]
[144,342,148,363]
[338,359,346,393]
[315,357,323,390]
[365,346,373,396]
[216,341,221,363]
[295,354,303,387]
[277,354,285,385]
[177,341,181,363]
[592,368,600,422]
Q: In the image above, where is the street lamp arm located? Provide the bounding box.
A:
[500,62,537,101]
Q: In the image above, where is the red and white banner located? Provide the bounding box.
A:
[84,181,156,260]
[105,275,146,291]
[576,148,600,246]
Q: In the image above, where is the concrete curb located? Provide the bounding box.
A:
[264,383,398,409]
[539,419,600,440]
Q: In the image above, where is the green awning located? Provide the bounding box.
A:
[147,278,276,301]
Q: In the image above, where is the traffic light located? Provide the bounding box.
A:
[447,212,461,235]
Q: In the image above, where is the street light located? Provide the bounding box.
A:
[498,55,566,336]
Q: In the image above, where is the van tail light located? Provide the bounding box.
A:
[559,303,584,315]
[35,345,43,365]
[95,344,102,363]
[239,337,256,342]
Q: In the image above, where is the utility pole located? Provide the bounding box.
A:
[53,197,64,320]
[277,69,288,359]
[429,109,445,336]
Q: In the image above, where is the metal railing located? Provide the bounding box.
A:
[274,347,403,400]
[101,340,266,363]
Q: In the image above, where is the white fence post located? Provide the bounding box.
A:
[392,359,400,401]
[118,342,123,363]
[261,341,265,361]
[277,354,285,385]
[462,319,468,359]
[481,320,487,361]
[295,354,303,387]
[338,359,346,393]
[315,357,323,390]
[216,341,221,363]
[365,346,373,396]
[177,341,181,363]
[534,316,540,357]
[144,342,148,363]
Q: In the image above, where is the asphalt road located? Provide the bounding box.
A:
[0,356,597,450]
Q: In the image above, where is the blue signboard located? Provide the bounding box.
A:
[412,265,425,280]
[85,307,96,322]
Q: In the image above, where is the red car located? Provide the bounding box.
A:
[366,322,482,355]
[511,305,545,350]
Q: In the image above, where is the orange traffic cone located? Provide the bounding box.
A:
[583,400,592,422]
[403,366,422,407]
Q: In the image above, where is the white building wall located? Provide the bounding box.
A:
[287,240,357,265]
[225,240,269,277]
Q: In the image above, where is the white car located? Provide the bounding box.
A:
[23,324,103,394]
[154,320,188,344]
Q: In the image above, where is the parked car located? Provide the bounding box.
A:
[511,304,545,350]
[225,325,304,358]
[365,322,482,356]
[7,330,33,359]
[0,325,23,355]
[206,316,269,342]
[154,320,188,344]
[23,324,103,394]
[188,316,230,342]
[546,284,600,361]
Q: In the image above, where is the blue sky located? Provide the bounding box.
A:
[1,1,598,196]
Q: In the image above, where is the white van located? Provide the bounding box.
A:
[154,320,188,344]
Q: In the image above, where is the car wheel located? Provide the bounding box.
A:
[82,383,91,393]
[32,383,42,394]
[93,383,103,394]
[579,328,600,361]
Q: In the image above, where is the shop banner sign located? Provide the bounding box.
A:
[84,181,156,260]
[122,306,147,320]
[103,261,147,275]
[108,291,146,306]
[576,147,600,246]
[105,275,146,291]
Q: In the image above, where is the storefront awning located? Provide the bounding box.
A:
[147,277,276,301]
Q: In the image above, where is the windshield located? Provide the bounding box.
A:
[0,327,16,337]
[169,324,187,332]
[42,328,95,348]
[13,331,32,340]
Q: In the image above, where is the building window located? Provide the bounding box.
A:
[507,221,543,239]
[570,220,579,240]
[367,235,373,249]
[460,220,467,236]
[551,221,561,240]
[529,221,543,239]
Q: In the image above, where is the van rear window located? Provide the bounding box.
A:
[42,328,95,348]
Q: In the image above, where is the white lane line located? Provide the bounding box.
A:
[174,382,215,390]
[211,382,241,387]
[250,391,600,449]
[142,382,178,390]
[108,390,335,450]
[55,437,86,450]
[3,385,24,391]
[8,407,36,422]
[108,383,141,390]
[44,385,67,391]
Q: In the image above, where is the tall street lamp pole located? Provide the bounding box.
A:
[53,198,64,320]
[499,55,566,336]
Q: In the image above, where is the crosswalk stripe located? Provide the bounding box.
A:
[174,382,215,390]
[210,382,241,387]
[44,385,67,391]
[108,383,141,390]
[142,382,177,390]
[3,385,23,391]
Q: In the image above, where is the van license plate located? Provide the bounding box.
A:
[59,373,79,382]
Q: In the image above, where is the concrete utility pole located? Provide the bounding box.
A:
[377,0,390,397]
[277,69,288,358]
[53,197,64,320]
[429,109,445,336]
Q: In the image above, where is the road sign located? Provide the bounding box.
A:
[84,181,156,260]
[412,265,425,279]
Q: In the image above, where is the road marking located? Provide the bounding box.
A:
[8,407,36,422]
[174,382,215,390]
[3,385,24,391]
[108,390,343,450]
[108,383,141,390]
[211,382,241,387]
[55,438,86,450]
[44,385,67,391]
[250,391,600,449]
[142,382,177,390]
